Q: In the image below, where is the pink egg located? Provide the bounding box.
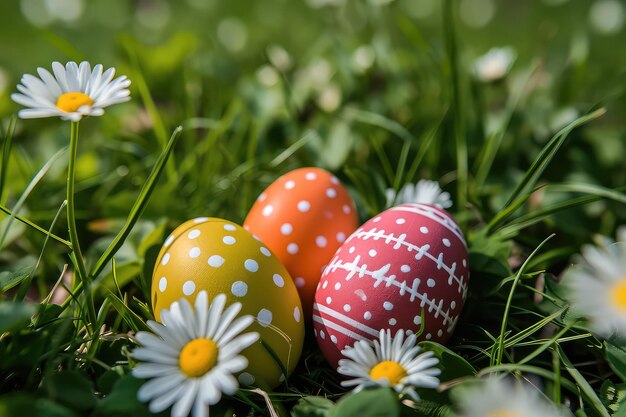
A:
[312,203,469,368]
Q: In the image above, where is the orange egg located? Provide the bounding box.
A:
[243,168,358,318]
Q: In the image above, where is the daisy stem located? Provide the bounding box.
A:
[67,121,96,332]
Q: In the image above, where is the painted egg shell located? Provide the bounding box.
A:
[243,167,358,318]
[152,217,304,388]
[312,203,469,368]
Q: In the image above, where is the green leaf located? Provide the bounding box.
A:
[0,394,78,417]
[499,107,605,216]
[0,301,36,333]
[291,396,336,417]
[93,375,165,417]
[605,341,626,384]
[419,342,476,381]
[331,388,400,417]
[0,265,32,292]
[42,370,97,412]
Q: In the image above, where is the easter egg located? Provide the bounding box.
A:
[312,203,469,367]
[152,217,304,388]
[243,168,358,318]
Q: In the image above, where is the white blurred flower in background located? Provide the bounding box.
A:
[565,227,626,339]
[589,0,624,35]
[473,47,516,83]
[457,377,573,417]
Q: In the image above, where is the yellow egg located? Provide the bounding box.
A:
[151,217,304,388]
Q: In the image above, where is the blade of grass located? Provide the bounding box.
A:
[0,204,71,247]
[15,201,66,301]
[492,233,555,366]
[473,64,538,191]
[496,184,626,236]
[89,126,182,279]
[392,140,411,192]
[0,116,16,205]
[342,107,415,143]
[125,44,177,184]
[443,0,468,210]
[0,147,66,250]
[269,130,317,168]
[500,107,605,212]
[557,345,611,417]
[405,115,446,184]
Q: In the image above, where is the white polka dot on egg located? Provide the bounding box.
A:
[326,188,337,198]
[334,282,341,290]
[262,205,274,217]
[427,278,436,288]
[158,277,167,292]
[295,277,305,288]
[442,238,451,247]
[396,218,406,225]
[238,372,255,385]
[223,236,236,245]
[260,246,271,257]
[244,259,259,272]
[297,200,311,212]
[187,229,201,239]
[284,180,295,189]
[368,249,377,257]
[164,235,174,247]
[401,264,411,273]
[389,318,397,325]
[330,334,338,343]
[326,296,332,304]
[383,301,394,310]
[305,172,317,180]
[273,274,285,287]
[336,232,346,243]
[315,236,327,248]
[257,309,273,327]
[161,253,170,266]
[413,315,422,325]
[364,311,372,320]
[343,304,351,312]
[287,243,299,254]
[293,306,301,322]
[182,280,196,296]
[193,217,208,223]
[330,176,339,184]
[231,281,248,297]
[280,223,293,235]
[420,226,429,234]
[188,247,201,258]
[223,224,236,231]
[208,255,225,268]
[342,204,351,214]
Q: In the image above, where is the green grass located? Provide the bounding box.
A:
[1,0,626,416]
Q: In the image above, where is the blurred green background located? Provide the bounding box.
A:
[0,0,625,292]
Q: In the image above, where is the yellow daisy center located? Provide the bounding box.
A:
[369,360,407,384]
[611,279,626,311]
[56,92,94,113]
[487,412,520,417]
[179,338,218,378]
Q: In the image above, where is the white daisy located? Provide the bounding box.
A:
[473,47,516,83]
[456,377,572,417]
[12,61,131,121]
[386,179,452,209]
[337,329,441,401]
[132,291,260,417]
[565,227,626,338]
